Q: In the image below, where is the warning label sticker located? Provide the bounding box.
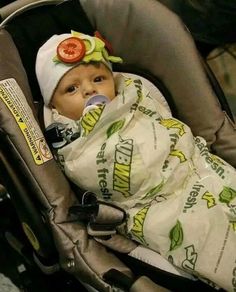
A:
[0,78,53,165]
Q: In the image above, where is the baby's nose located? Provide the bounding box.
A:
[83,83,97,97]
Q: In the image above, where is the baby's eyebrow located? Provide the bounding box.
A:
[64,78,80,86]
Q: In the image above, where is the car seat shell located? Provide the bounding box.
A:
[0,0,235,291]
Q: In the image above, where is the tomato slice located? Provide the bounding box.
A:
[57,37,85,63]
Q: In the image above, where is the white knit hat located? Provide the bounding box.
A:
[35,30,122,106]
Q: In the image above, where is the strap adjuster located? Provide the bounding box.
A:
[44,122,80,149]
[69,191,126,236]
[87,223,117,236]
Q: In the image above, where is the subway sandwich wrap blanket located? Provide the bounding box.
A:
[57,74,236,291]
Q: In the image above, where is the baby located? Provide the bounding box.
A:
[36,30,122,146]
[36,31,236,291]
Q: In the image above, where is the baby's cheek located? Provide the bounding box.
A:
[110,89,116,100]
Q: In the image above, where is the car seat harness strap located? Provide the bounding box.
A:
[69,191,126,236]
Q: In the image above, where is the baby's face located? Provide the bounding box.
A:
[51,63,116,120]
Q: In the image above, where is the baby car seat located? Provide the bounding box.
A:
[0,0,235,291]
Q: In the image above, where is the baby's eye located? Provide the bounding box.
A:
[66,85,78,93]
[94,76,104,83]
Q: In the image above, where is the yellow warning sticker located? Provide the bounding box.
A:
[0,78,52,165]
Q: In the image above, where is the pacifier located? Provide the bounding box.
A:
[83,95,110,115]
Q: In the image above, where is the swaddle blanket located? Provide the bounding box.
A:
[55,74,236,290]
